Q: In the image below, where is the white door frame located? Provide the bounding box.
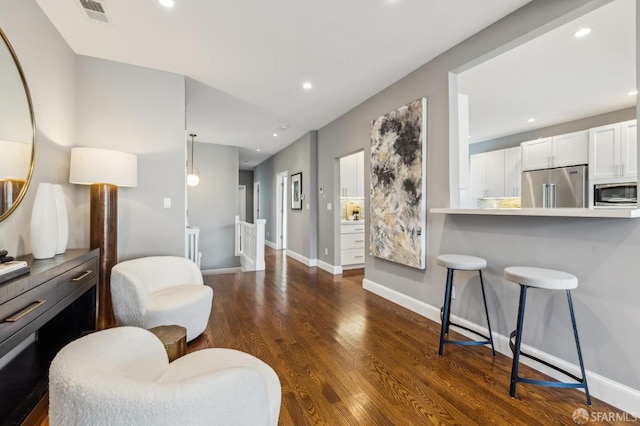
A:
[254,181,260,222]
[238,185,246,222]
[276,171,288,250]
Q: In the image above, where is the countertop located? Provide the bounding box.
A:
[430,207,640,218]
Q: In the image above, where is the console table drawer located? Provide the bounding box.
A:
[0,257,97,349]
[55,257,98,302]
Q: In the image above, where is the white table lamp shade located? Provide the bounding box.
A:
[69,147,137,187]
[0,140,31,180]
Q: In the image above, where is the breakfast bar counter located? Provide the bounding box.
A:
[430,207,640,218]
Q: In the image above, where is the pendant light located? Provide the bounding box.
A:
[187,133,200,187]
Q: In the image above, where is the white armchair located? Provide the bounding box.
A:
[111,256,213,341]
[49,327,282,426]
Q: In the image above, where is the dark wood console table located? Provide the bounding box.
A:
[0,249,98,425]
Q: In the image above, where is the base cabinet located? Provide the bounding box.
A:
[0,249,98,425]
[341,223,365,267]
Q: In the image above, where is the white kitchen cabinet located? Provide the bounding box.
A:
[521,138,552,171]
[521,130,588,171]
[341,223,365,266]
[355,150,365,197]
[340,151,365,197]
[553,130,589,167]
[504,146,522,197]
[470,150,505,197]
[589,120,637,181]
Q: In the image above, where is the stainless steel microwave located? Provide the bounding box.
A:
[594,182,637,207]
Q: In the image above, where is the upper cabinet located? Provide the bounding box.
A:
[340,151,365,197]
[589,120,637,182]
[470,150,506,197]
[504,146,522,197]
[521,130,588,171]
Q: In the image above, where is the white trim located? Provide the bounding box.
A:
[265,240,277,249]
[286,249,317,267]
[363,278,640,415]
[201,267,242,275]
[342,264,364,271]
[317,259,343,275]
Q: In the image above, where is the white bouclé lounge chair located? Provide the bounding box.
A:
[110,256,213,341]
[49,326,282,426]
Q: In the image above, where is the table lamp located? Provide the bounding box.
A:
[69,147,137,329]
[0,140,32,214]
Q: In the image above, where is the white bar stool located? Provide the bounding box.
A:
[436,254,495,357]
[503,266,591,405]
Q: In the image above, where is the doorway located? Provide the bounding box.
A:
[276,171,288,250]
[238,185,246,222]
[253,181,260,222]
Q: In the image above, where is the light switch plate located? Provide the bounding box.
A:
[163,197,171,208]
[327,203,332,210]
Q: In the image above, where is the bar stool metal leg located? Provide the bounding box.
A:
[479,270,496,357]
[567,290,592,406]
[509,284,528,398]
[439,267,495,357]
[438,268,454,357]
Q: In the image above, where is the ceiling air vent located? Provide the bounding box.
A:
[78,0,109,23]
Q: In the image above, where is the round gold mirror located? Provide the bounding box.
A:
[0,28,36,222]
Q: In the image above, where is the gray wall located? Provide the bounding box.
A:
[0,0,79,256]
[254,131,317,259]
[74,56,186,260]
[239,170,254,223]
[188,142,240,270]
[318,0,640,391]
[470,107,637,154]
[0,1,187,261]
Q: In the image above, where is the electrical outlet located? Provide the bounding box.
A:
[163,198,171,208]
[452,286,456,300]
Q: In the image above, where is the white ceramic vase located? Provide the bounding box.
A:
[53,184,68,254]
[30,183,59,259]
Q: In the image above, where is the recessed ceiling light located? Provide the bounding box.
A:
[628,90,638,96]
[302,82,313,90]
[159,0,174,7]
[272,133,279,137]
[256,148,261,152]
[279,125,290,131]
[527,118,536,123]
[574,28,591,38]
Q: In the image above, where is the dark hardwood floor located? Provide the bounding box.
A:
[37,247,623,425]
[189,248,625,425]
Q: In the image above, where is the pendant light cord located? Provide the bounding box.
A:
[189,133,197,173]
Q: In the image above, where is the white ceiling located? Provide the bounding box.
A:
[35,0,530,169]
[460,0,636,144]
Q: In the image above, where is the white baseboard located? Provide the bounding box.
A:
[265,240,277,249]
[286,249,317,267]
[363,278,640,415]
[201,267,242,275]
[317,259,343,275]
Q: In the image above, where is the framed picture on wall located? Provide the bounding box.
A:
[291,172,302,210]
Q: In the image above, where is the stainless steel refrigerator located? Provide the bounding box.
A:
[521,165,588,208]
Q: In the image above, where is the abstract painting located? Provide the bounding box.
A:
[369,98,426,269]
